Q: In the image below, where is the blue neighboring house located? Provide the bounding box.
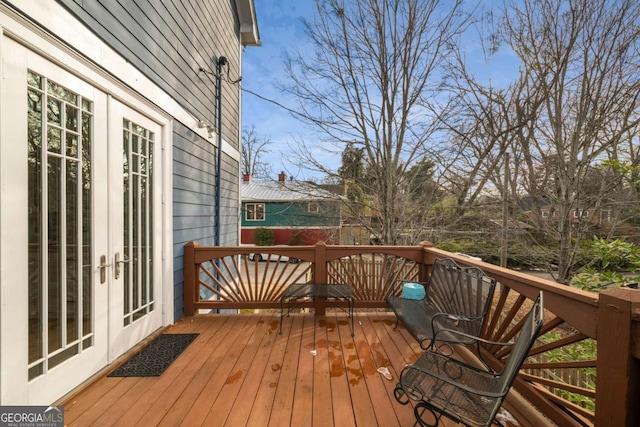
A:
[241,172,343,245]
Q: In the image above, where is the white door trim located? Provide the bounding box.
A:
[0,20,173,405]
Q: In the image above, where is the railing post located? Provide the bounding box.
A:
[595,288,640,427]
[183,241,200,316]
[313,241,328,315]
[420,241,435,282]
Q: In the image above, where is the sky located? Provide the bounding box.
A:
[240,0,521,182]
[241,0,319,181]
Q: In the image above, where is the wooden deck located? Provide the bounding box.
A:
[60,312,495,426]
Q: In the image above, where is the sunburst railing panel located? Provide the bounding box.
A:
[196,253,312,304]
[327,253,420,301]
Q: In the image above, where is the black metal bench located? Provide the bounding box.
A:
[393,292,544,427]
[387,258,497,354]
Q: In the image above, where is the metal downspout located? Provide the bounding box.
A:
[215,56,227,247]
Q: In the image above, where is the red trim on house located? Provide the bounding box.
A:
[241,228,340,245]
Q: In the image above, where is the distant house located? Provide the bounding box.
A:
[241,173,342,245]
[552,207,611,224]
[0,0,259,405]
[528,206,612,224]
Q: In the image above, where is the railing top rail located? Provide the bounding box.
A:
[322,244,426,262]
[423,247,598,304]
[190,242,428,263]
[189,244,317,263]
[423,247,599,338]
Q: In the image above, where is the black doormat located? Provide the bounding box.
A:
[108,333,199,377]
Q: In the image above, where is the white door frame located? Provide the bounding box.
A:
[108,98,165,360]
[0,25,173,405]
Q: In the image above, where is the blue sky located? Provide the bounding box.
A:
[241,0,521,182]
[241,0,319,180]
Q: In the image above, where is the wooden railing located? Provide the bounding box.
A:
[183,241,640,427]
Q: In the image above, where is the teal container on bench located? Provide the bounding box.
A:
[401,283,425,300]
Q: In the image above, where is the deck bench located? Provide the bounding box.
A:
[393,292,544,427]
[387,258,497,352]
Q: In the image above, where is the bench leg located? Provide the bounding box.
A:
[414,401,440,427]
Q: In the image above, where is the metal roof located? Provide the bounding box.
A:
[242,180,339,202]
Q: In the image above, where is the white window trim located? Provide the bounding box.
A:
[246,203,265,221]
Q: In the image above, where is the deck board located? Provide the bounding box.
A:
[61,312,472,426]
[266,314,303,427]
[327,315,356,427]
[312,317,333,427]
[290,314,314,427]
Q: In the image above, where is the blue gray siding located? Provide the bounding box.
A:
[56,0,242,149]
[172,122,239,319]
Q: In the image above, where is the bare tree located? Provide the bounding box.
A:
[280,0,472,244]
[498,0,640,282]
[241,125,272,180]
[437,42,543,214]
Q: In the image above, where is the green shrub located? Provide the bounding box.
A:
[254,227,275,246]
[571,237,640,291]
[589,237,640,270]
[538,332,596,411]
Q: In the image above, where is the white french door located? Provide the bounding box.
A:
[107,100,163,359]
[0,37,164,404]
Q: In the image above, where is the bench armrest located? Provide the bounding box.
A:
[432,326,516,349]
[430,312,481,337]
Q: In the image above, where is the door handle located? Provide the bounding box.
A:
[115,252,130,279]
[99,255,112,284]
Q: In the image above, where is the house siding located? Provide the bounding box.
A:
[242,201,341,227]
[55,0,242,149]
[241,201,342,245]
[172,121,239,319]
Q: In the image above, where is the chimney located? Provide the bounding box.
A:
[278,171,286,182]
[243,174,252,182]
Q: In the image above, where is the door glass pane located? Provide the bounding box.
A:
[123,129,130,324]
[47,98,61,126]
[27,71,93,379]
[47,126,61,153]
[122,119,154,325]
[66,133,78,158]
[82,111,92,338]
[66,160,78,343]
[132,174,139,312]
[27,83,43,365]
[66,104,78,132]
[148,139,154,305]
[48,157,62,354]
[141,176,147,309]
